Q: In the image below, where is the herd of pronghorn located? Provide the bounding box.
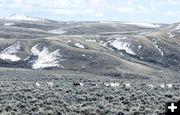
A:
[35,81,174,88]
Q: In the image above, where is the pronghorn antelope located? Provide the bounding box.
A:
[73,82,83,86]
[123,82,131,87]
[47,81,54,87]
[104,82,110,87]
[90,83,97,86]
[110,82,120,87]
[104,82,119,87]
[166,83,173,88]
[36,82,40,87]
[147,84,154,88]
[159,84,165,88]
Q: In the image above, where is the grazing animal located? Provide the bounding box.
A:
[147,84,154,88]
[36,82,40,87]
[47,81,54,87]
[104,82,119,87]
[73,82,83,86]
[90,83,97,86]
[123,82,131,87]
[110,82,120,87]
[104,82,110,87]
[166,83,173,88]
[159,84,165,88]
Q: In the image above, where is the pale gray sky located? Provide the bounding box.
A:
[0,0,180,23]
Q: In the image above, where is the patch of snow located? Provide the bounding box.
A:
[60,65,64,68]
[48,29,66,34]
[138,45,143,50]
[74,43,85,49]
[140,57,144,59]
[155,45,164,56]
[82,66,86,69]
[175,24,180,30]
[109,37,136,55]
[0,41,21,61]
[124,22,160,28]
[31,44,63,69]
[120,52,124,56]
[152,39,157,44]
[4,22,14,26]
[5,14,45,22]
[138,32,147,36]
[67,40,72,43]
[24,56,30,61]
[99,21,113,23]
[86,39,96,42]
[169,34,175,38]
[138,31,153,36]
[99,41,104,44]
[152,39,164,56]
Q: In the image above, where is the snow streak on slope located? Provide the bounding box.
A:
[99,21,114,23]
[74,43,85,49]
[48,29,66,34]
[5,14,45,22]
[31,44,63,69]
[175,24,180,30]
[168,24,180,38]
[0,41,21,61]
[86,39,97,42]
[170,23,180,32]
[138,45,143,50]
[152,39,164,56]
[108,37,136,55]
[4,22,14,26]
[168,33,175,38]
[124,23,160,28]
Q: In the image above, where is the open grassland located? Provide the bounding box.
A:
[0,68,179,115]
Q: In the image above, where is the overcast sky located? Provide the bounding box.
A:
[0,0,180,23]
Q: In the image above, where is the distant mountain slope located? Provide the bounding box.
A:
[146,23,180,70]
[4,14,56,22]
[0,16,179,80]
[123,22,160,28]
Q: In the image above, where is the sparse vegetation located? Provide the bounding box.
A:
[0,20,179,114]
[0,69,179,114]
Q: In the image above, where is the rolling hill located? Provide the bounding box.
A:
[0,15,180,115]
[0,15,179,80]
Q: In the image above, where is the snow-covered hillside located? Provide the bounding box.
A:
[5,14,46,22]
[152,39,164,56]
[107,37,136,55]
[124,22,160,28]
[0,41,21,61]
[175,24,180,30]
[30,44,64,69]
